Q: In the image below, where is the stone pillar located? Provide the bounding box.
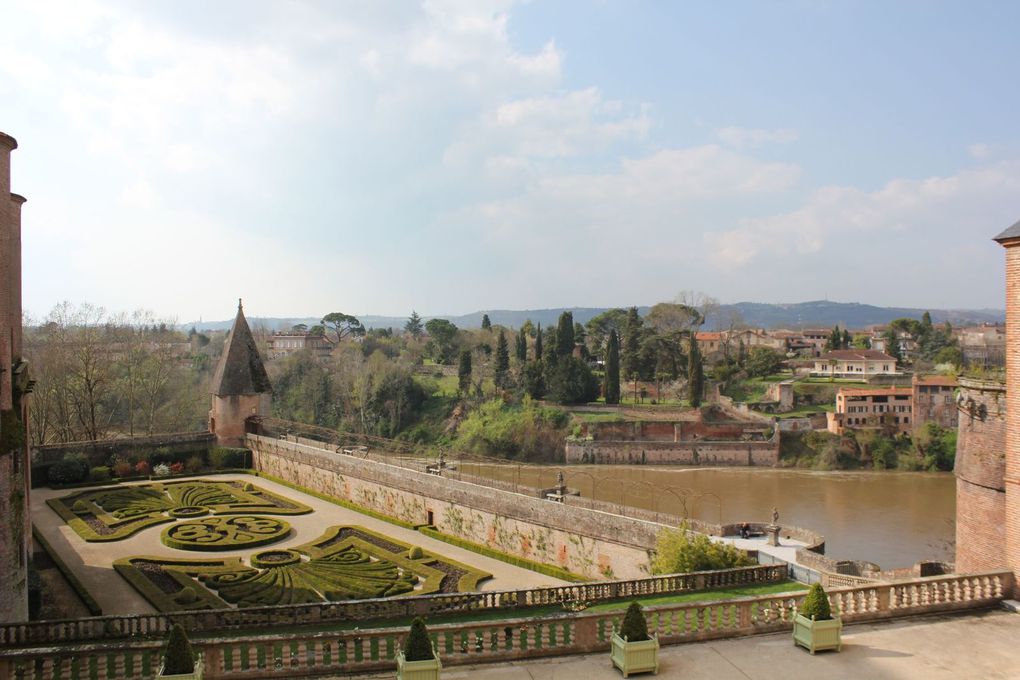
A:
[0,133,15,410]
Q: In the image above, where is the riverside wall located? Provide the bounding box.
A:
[248,435,660,579]
[564,438,779,466]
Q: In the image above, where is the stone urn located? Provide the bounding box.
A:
[792,613,842,654]
[610,632,659,677]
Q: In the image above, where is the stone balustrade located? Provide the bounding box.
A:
[0,565,786,648]
[0,570,1010,680]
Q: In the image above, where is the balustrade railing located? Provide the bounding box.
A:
[0,571,1010,680]
[0,565,787,648]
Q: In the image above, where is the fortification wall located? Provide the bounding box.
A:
[248,435,657,579]
[564,439,779,466]
[954,378,1007,573]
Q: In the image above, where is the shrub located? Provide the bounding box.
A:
[89,466,111,481]
[651,521,754,574]
[134,461,151,476]
[162,624,196,674]
[408,546,424,559]
[170,461,185,474]
[185,456,204,473]
[72,500,90,514]
[619,601,650,642]
[403,617,434,661]
[48,459,88,485]
[799,583,833,621]
[112,461,133,478]
[209,447,248,469]
[153,463,171,478]
[176,587,198,605]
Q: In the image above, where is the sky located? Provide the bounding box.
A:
[2,0,1019,323]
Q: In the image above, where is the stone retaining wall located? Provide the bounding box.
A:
[564,439,779,466]
[33,432,214,468]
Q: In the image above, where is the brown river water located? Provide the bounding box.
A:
[459,463,955,570]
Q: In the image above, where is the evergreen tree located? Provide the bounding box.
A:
[841,328,852,349]
[494,330,510,388]
[825,325,842,352]
[883,326,903,362]
[622,307,642,379]
[516,327,528,362]
[162,624,196,675]
[522,360,546,399]
[605,329,621,405]
[404,310,424,340]
[481,313,492,331]
[687,334,704,407]
[556,311,575,357]
[457,349,472,395]
[534,323,543,360]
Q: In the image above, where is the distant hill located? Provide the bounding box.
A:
[184,301,1003,333]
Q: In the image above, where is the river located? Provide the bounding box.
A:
[460,463,955,570]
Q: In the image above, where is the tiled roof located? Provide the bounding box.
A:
[212,301,272,396]
[994,217,1020,243]
[818,349,896,361]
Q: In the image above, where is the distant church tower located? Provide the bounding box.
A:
[209,300,272,447]
[0,131,31,623]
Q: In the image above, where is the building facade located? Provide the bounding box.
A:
[812,349,898,378]
[267,331,334,360]
[912,375,958,430]
[827,387,913,435]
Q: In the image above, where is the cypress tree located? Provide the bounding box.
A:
[516,327,528,362]
[494,330,510,388]
[162,624,195,675]
[481,314,491,331]
[605,329,621,404]
[534,323,543,361]
[403,617,435,661]
[556,311,575,357]
[687,334,704,407]
[457,349,472,395]
[841,328,852,349]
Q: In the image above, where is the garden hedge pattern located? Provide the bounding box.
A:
[161,516,291,551]
[48,479,312,542]
[115,525,492,612]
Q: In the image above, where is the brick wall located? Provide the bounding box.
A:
[33,431,214,467]
[1004,241,1020,597]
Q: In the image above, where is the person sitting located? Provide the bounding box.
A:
[740,522,750,539]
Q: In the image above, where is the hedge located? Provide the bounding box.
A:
[418,526,586,583]
[32,527,103,616]
[161,516,292,552]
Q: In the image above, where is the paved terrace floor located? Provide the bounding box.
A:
[353,609,1020,680]
[31,474,568,615]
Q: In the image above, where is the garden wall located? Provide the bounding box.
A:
[248,435,660,580]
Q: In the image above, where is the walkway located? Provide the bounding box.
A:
[353,609,1020,679]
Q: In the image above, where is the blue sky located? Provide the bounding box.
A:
[2,0,1018,322]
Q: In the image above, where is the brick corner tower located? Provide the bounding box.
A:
[994,219,1020,597]
[209,299,272,447]
[0,130,32,623]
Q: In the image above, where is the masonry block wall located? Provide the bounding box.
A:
[249,435,657,580]
[954,378,1007,573]
[1003,238,1020,597]
[0,131,30,623]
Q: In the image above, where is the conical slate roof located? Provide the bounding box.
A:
[994,217,1020,243]
[212,300,272,396]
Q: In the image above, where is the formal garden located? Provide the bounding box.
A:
[37,476,505,616]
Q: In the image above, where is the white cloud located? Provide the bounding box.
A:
[716,126,798,149]
[969,143,991,159]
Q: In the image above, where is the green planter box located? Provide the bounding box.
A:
[610,632,659,677]
[395,650,441,680]
[792,613,842,654]
[158,656,203,680]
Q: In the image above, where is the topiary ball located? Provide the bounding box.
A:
[72,500,90,514]
[799,583,833,621]
[619,601,650,642]
[408,546,424,559]
[176,587,198,605]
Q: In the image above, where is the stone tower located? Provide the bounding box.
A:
[0,131,31,623]
[995,220,1020,597]
[209,300,272,447]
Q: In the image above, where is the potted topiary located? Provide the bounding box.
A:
[395,617,441,680]
[793,583,842,654]
[158,624,203,679]
[610,602,659,677]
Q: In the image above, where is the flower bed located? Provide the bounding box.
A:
[114,525,492,612]
[48,479,312,542]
